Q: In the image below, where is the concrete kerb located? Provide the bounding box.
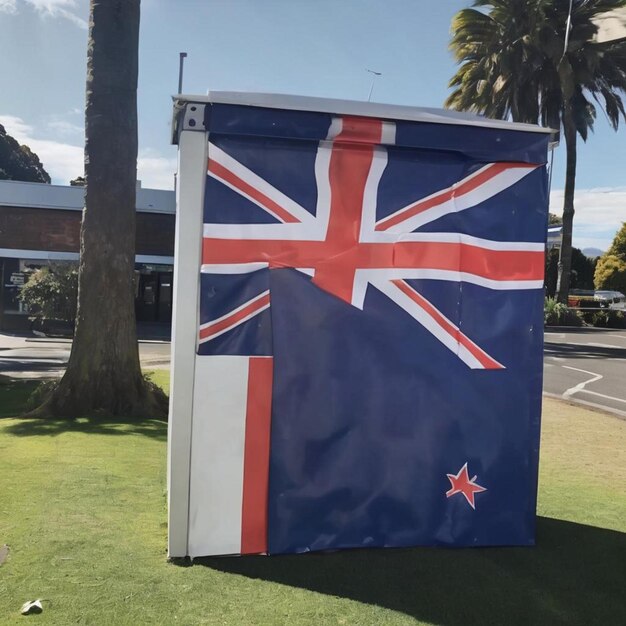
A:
[543,391,626,421]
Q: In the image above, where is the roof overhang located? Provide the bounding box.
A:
[172,91,557,145]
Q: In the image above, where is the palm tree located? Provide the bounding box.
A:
[30,0,167,418]
[446,0,626,303]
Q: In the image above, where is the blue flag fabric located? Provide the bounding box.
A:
[194,101,549,555]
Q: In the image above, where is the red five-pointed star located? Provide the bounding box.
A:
[446,463,487,509]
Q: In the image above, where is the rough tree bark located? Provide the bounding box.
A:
[556,106,577,304]
[30,0,167,418]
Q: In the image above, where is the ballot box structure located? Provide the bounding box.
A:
[167,92,554,558]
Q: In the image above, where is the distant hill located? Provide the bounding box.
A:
[0,123,50,183]
[583,247,604,258]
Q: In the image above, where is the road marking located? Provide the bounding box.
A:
[544,363,554,367]
[562,366,603,400]
[585,342,624,349]
[576,389,626,405]
[544,333,566,338]
[548,356,564,361]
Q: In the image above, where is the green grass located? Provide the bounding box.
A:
[0,374,625,625]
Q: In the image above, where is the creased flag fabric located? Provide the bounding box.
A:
[185,100,549,556]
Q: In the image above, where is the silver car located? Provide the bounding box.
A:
[594,290,626,310]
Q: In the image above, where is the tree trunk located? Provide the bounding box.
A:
[30,0,167,419]
[556,106,577,304]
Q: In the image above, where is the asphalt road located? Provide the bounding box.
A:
[2,328,625,418]
[0,335,170,378]
[544,327,626,418]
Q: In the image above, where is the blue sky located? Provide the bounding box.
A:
[0,0,624,250]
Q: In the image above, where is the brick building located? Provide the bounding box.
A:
[0,179,175,331]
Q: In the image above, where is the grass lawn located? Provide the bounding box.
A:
[0,373,625,625]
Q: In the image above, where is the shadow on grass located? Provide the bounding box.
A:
[0,379,167,440]
[194,517,626,626]
[3,416,167,440]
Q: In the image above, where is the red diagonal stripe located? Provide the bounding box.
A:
[376,163,536,231]
[199,293,270,342]
[208,159,301,224]
[392,279,503,369]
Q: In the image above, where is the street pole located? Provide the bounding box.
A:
[366,69,382,102]
[178,52,188,94]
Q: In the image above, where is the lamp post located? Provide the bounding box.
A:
[366,68,382,102]
[178,52,188,94]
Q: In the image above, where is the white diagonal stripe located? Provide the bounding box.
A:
[198,302,271,344]
[367,278,503,369]
[199,290,270,331]
[375,164,538,233]
[352,268,543,310]
[209,142,316,226]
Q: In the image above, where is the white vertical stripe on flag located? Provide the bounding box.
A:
[188,355,249,557]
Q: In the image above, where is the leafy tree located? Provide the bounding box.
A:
[0,124,50,183]
[571,247,597,289]
[548,212,562,225]
[70,175,86,186]
[606,220,626,255]
[446,0,626,303]
[595,222,626,292]
[18,263,78,324]
[545,245,595,295]
[30,0,167,418]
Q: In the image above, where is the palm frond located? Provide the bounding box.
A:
[446,0,626,137]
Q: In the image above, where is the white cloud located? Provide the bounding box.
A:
[5,0,88,29]
[137,149,176,190]
[1,114,175,190]
[550,187,626,252]
[47,119,84,137]
[0,0,17,14]
[0,114,32,138]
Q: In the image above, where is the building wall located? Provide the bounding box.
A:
[0,206,175,257]
[0,180,176,332]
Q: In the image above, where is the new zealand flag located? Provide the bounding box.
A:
[186,102,549,556]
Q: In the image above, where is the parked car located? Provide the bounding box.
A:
[568,289,598,309]
[594,290,626,310]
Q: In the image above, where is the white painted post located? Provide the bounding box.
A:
[167,128,207,558]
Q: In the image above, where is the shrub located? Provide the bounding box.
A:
[544,297,567,325]
[18,262,78,324]
[581,310,626,329]
[544,297,583,327]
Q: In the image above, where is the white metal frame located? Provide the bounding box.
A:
[167,129,207,558]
